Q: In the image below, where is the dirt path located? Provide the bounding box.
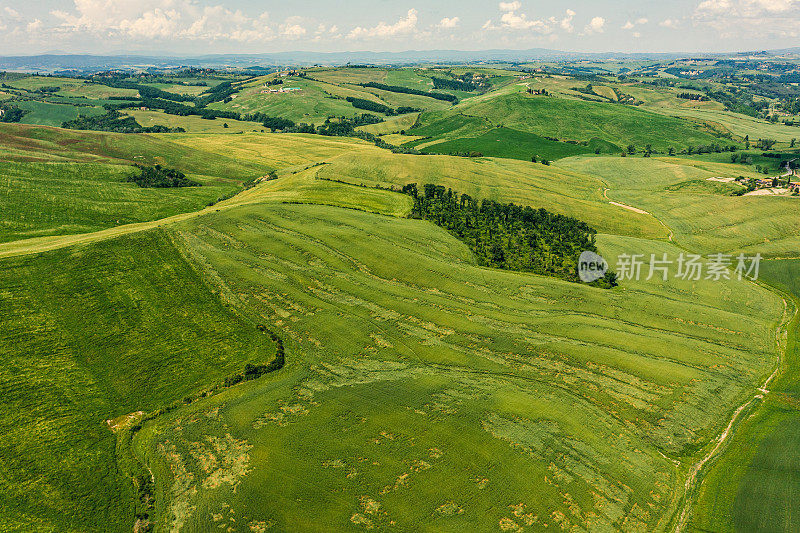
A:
[673,295,796,532]
[0,170,304,261]
[603,187,673,241]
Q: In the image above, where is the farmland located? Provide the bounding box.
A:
[1,59,799,532]
[131,202,781,532]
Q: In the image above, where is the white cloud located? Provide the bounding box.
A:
[120,8,182,39]
[693,0,800,38]
[633,31,641,37]
[347,8,418,39]
[696,0,735,14]
[437,16,460,30]
[659,18,680,28]
[4,6,20,19]
[584,16,605,34]
[695,0,798,18]
[279,16,307,38]
[500,10,549,31]
[27,18,42,32]
[747,0,796,12]
[48,1,299,43]
[623,17,648,30]
[560,9,575,32]
[499,1,522,12]
[484,2,554,32]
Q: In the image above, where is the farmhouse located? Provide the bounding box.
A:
[260,87,302,95]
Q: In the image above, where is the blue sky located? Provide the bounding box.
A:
[0,0,798,55]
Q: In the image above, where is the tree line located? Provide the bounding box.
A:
[345,96,419,116]
[677,92,709,101]
[61,111,185,133]
[402,183,615,286]
[0,103,28,123]
[432,76,479,92]
[126,165,200,188]
[358,82,458,103]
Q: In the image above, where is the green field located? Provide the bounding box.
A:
[414,127,616,161]
[313,149,667,239]
[211,76,389,125]
[690,259,800,532]
[0,161,242,242]
[123,110,267,134]
[125,201,782,532]
[2,64,800,532]
[17,100,106,127]
[0,230,275,531]
[557,155,800,256]
[409,87,729,155]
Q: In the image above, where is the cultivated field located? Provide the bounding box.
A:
[129,200,782,531]
[2,62,799,532]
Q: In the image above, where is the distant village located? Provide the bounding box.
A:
[260,70,303,95]
[734,163,800,196]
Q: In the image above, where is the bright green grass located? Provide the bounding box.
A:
[414,127,608,161]
[665,107,800,143]
[0,229,274,531]
[356,113,419,135]
[123,110,266,134]
[127,201,782,532]
[0,161,243,243]
[211,77,390,125]
[412,90,729,152]
[353,85,453,111]
[557,155,800,256]
[17,100,106,127]
[314,149,667,239]
[690,259,800,532]
[0,123,276,178]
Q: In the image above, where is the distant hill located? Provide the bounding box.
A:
[0,49,714,73]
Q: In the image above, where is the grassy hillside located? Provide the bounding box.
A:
[0,161,243,243]
[2,65,798,532]
[313,149,667,239]
[127,201,782,532]
[211,76,389,125]
[690,259,800,532]
[557,155,800,256]
[16,100,106,127]
[409,88,730,159]
[0,230,274,531]
[0,125,390,244]
[0,123,272,178]
[122,110,267,134]
[414,127,606,160]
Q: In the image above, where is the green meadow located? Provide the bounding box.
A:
[1,64,799,532]
[0,161,241,242]
[409,88,728,155]
[557,155,800,256]
[0,230,274,531]
[17,100,106,127]
[128,200,781,532]
[690,259,800,532]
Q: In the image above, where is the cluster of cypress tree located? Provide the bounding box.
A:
[345,96,419,116]
[62,111,185,133]
[403,183,602,283]
[358,82,458,103]
[125,165,200,188]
